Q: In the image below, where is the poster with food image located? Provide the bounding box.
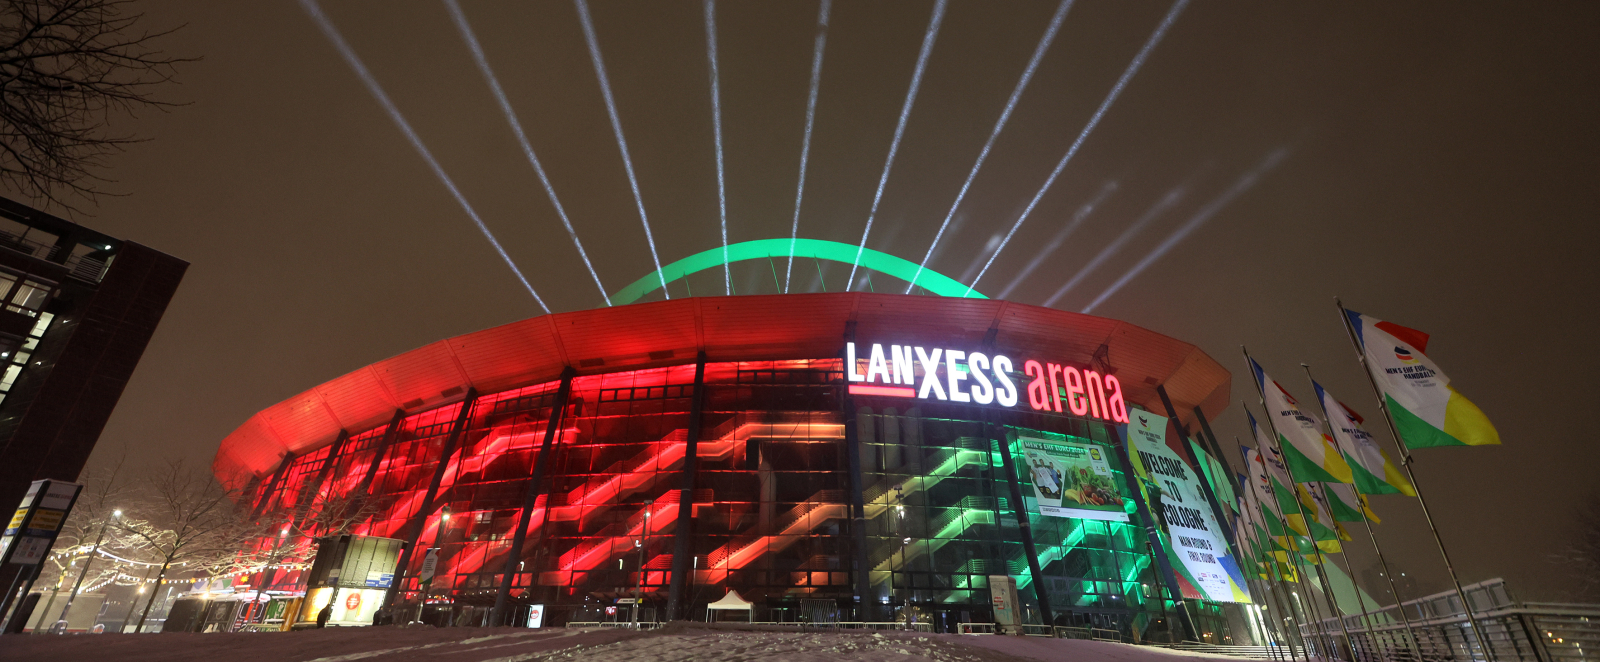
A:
[1019,437,1128,522]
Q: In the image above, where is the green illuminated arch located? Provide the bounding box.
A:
[610,238,988,305]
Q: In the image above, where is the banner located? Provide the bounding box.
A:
[1019,437,1128,522]
[1125,410,1252,604]
[1248,358,1353,484]
[1345,308,1499,448]
[1311,379,1416,496]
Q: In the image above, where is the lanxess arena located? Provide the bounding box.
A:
[214,249,1233,636]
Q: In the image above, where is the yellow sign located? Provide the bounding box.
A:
[27,509,65,532]
[6,508,26,530]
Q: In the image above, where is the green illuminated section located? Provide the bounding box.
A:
[610,238,988,305]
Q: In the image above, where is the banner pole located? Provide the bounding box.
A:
[1240,349,1355,661]
[1282,528,1333,658]
[1262,501,1317,659]
[1301,363,1423,660]
[1336,298,1496,662]
[1249,575,1292,661]
[1235,458,1304,662]
[1236,431,1314,662]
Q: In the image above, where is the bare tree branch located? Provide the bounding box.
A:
[0,0,192,213]
[115,459,244,632]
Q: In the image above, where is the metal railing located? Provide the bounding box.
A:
[1151,644,1283,659]
[565,621,665,630]
[0,230,110,283]
[1298,578,1600,662]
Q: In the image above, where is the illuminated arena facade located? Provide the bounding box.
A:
[215,292,1236,636]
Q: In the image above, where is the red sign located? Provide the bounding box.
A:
[345,593,361,610]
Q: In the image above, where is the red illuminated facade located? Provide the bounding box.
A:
[216,293,1233,634]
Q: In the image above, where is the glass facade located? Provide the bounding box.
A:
[244,358,1236,640]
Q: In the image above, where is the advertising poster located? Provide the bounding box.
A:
[1125,410,1252,604]
[1020,437,1128,522]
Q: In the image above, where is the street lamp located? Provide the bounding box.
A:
[633,538,643,628]
[55,508,121,631]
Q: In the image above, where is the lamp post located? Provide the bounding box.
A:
[892,484,905,625]
[55,508,120,631]
[118,564,154,634]
[632,538,643,628]
[417,505,451,625]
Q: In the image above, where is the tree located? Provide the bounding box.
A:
[31,457,133,629]
[1554,489,1600,601]
[116,459,241,633]
[219,488,383,621]
[0,0,190,212]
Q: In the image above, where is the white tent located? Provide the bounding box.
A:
[705,589,753,622]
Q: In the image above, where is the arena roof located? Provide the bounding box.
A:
[213,293,1232,483]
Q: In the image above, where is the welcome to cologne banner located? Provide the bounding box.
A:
[1125,410,1253,604]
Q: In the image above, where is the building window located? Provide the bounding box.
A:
[0,312,52,406]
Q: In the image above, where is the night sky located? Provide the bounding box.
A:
[25,1,1597,602]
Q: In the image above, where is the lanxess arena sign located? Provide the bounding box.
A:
[845,342,1130,424]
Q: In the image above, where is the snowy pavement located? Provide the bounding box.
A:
[0,623,1253,662]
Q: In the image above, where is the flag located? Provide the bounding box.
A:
[1311,380,1416,496]
[1344,309,1500,448]
[1242,432,1299,533]
[1249,358,1354,483]
[1193,440,1239,513]
[1244,440,1338,552]
[1309,482,1373,525]
[1296,483,1349,550]
[1238,474,1297,583]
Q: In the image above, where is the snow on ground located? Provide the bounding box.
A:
[0,623,1252,662]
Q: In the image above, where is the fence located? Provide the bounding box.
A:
[1298,578,1600,662]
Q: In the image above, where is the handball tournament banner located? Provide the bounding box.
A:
[1125,410,1253,604]
[1020,437,1129,522]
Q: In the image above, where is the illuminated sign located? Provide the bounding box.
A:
[846,342,1129,424]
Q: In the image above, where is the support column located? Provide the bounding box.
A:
[665,354,708,621]
[994,427,1054,628]
[492,369,575,625]
[248,452,295,520]
[1108,424,1196,642]
[844,397,872,622]
[290,429,350,533]
[353,409,408,497]
[384,389,478,609]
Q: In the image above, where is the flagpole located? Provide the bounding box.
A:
[1242,370,1336,659]
[1301,363,1423,660]
[1238,428,1321,661]
[1235,446,1305,662]
[1252,567,1298,660]
[1336,298,1496,662]
[1281,527,1333,658]
[1234,467,1294,661]
[1240,349,1356,661]
[1239,427,1323,661]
